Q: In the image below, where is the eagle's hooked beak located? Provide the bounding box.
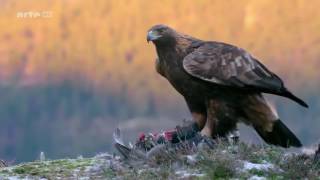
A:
[147,30,161,43]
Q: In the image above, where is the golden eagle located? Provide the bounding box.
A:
[147,24,308,147]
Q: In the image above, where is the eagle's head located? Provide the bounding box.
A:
[147,24,177,45]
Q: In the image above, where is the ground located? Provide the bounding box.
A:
[0,142,319,180]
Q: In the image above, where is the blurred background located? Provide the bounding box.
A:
[0,0,319,163]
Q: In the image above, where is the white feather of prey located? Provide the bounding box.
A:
[266,100,279,119]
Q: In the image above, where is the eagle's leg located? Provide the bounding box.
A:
[202,99,219,138]
[185,98,207,130]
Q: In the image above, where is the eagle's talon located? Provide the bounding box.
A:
[135,121,201,151]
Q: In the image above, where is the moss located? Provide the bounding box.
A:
[279,154,320,179]
[248,169,266,176]
[154,165,171,179]
[236,143,284,165]
[0,169,9,173]
[0,142,319,179]
[136,171,159,180]
[212,164,235,178]
[197,145,238,179]
[1,158,95,179]
[12,165,37,174]
[12,167,26,174]
[120,169,159,180]
[102,168,116,179]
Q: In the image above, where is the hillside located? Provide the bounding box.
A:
[0,142,319,179]
[0,0,320,164]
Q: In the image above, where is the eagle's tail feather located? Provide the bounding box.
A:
[281,89,308,108]
[254,120,302,148]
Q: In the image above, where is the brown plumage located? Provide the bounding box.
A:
[147,24,307,147]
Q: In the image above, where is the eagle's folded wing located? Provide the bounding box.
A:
[183,43,285,93]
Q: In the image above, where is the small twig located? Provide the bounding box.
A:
[314,144,320,162]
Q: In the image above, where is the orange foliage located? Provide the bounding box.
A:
[0,0,319,104]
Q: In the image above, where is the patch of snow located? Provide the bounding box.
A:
[248,175,267,180]
[95,152,113,160]
[301,147,317,155]
[137,168,156,175]
[186,154,198,165]
[242,161,274,171]
[78,177,89,180]
[84,164,98,173]
[7,176,23,180]
[73,168,81,177]
[175,170,204,178]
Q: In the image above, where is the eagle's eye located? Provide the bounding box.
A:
[158,29,165,33]
[147,25,172,42]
